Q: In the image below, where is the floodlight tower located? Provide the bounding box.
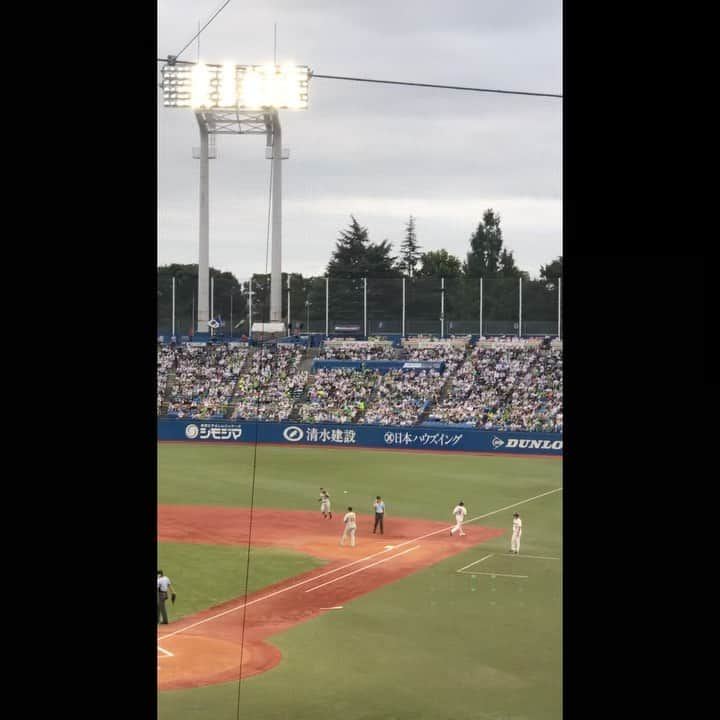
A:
[265,112,290,323]
[161,59,310,332]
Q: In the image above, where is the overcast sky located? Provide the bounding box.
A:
[157,0,562,282]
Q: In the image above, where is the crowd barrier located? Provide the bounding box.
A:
[158,418,562,456]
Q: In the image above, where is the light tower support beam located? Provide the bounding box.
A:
[270,111,283,323]
[161,59,311,334]
[196,115,210,333]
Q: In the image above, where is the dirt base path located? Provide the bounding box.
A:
[158,506,504,690]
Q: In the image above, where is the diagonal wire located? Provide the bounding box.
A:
[309,73,562,98]
[154,57,561,99]
[173,0,233,62]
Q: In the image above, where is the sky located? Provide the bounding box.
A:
[157,0,562,282]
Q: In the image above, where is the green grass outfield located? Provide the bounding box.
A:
[158,443,562,720]
[158,543,327,621]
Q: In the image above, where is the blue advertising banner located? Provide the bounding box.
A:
[311,360,446,373]
[312,360,363,370]
[158,419,562,456]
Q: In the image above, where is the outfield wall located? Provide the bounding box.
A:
[158,419,562,456]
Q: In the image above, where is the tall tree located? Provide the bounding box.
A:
[463,209,504,277]
[516,255,562,334]
[417,249,462,277]
[365,239,399,277]
[539,256,563,284]
[326,215,398,278]
[325,217,399,331]
[398,215,421,277]
[326,215,370,277]
[498,248,528,279]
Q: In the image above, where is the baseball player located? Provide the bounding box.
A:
[340,506,357,546]
[510,512,522,553]
[318,488,332,519]
[450,501,467,536]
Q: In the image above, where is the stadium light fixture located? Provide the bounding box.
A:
[160,59,311,332]
[162,63,310,110]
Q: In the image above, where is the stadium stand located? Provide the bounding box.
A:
[156,336,562,431]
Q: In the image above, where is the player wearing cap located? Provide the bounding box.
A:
[340,506,357,547]
[450,501,467,536]
[510,512,522,554]
[318,488,332,519]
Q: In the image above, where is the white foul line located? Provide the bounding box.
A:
[386,486,563,552]
[158,486,561,641]
[158,543,421,640]
[456,554,493,573]
[461,571,528,579]
[305,546,421,593]
[465,487,562,525]
[157,646,174,657]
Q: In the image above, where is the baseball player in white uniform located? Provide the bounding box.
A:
[510,512,522,553]
[450,501,467,536]
[318,488,332,519]
[340,506,357,546]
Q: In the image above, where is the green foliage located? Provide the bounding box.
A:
[324,216,401,329]
[417,249,462,278]
[540,256,563,285]
[463,208,504,278]
[158,213,562,336]
[244,272,309,329]
[326,215,400,279]
[498,248,528,279]
[398,215,422,277]
[157,264,243,336]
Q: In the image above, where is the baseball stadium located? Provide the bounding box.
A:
[158,5,562,718]
[157,331,562,720]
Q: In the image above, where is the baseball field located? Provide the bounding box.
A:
[157,443,562,720]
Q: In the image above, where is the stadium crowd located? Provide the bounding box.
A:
[157,345,175,413]
[358,339,469,425]
[164,344,248,419]
[319,339,397,361]
[426,344,563,431]
[296,367,377,423]
[359,368,445,425]
[231,345,307,422]
[157,336,563,431]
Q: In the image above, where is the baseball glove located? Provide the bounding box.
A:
[171,593,177,604]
